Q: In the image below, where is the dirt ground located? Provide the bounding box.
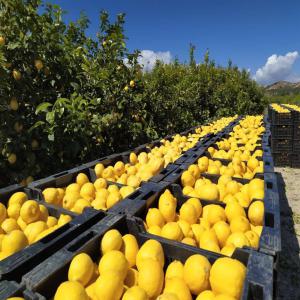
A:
[275,167,300,299]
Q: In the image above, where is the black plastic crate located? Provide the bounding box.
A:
[22,214,274,300]
[293,140,300,153]
[271,138,293,152]
[290,153,300,168]
[0,198,108,283]
[271,125,293,138]
[294,123,300,139]
[271,152,291,167]
[0,280,40,299]
[270,109,293,125]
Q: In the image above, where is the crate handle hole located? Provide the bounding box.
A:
[265,212,274,228]
[67,231,95,252]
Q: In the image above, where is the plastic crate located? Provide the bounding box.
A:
[271,138,293,152]
[290,152,300,168]
[271,125,293,138]
[269,109,293,125]
[292,140,300,153]
[0,280,40,299]
[294,123,300,139]
[0,197,108,283]
[271,152,291,167]
[22,214,274,300]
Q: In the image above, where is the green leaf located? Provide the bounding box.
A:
[36,102,53,114]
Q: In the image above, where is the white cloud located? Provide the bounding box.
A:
[253,51,299,85]
[138,50,172,72]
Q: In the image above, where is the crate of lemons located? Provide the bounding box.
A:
[181,158,265,208]
[270,103,291,113]
[283,103,300,112]
[144,188,264,256]
[0,192,72,261]
[51,229,246,300]
[92,117,237,188]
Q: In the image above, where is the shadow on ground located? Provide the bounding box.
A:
[276,172,300,299]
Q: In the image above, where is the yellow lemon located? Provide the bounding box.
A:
[161,222,183,241]
[80,183,95,201]
[197,184,219,201]
[1,218,20,233]
[226,232,250,248]
[47,216,58,227]
[196,290,215,300]
[205,205,226,226]
[2,230,28,255]
[42,188,59,205]
[68,253,94,287]
[121,234,139,267]
[38,205,49,222]
[230,216,250,233]
[101,229,123,254]
[165,260,184,280]
[186,198,202,218]
[146,208,165,228]
[76,173,89,186]
[182,237,197,246]
[225,201,246,222]
[24,221,48,244]
[94,163,105,178]
[63,193,79,210]
[181,171,195,187]
[191,224,206,243]
[248,201,264,226]
[57,214,72,227]
[179,203,197,224]
[54,281,89,300]
[220,244,236,256]
[8,192,27,206]
[164,277,192,300]
[245,230,259,248]
[122,286,148,300]
[213,221,231,248]
[124,267,139,287]
[20,200,40,224]
[209,257,246,299]
[120,186,135,199]
[147,225,162,236]
[158,192,177,222]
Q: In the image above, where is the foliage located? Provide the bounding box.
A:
[0,0,266,187]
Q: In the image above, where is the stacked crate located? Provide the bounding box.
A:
[269,103,300,167]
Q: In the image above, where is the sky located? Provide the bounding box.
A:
[45,0,300,86]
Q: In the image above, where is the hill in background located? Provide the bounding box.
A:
[265,81,300,104]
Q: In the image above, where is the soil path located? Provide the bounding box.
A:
[276,167,300,299]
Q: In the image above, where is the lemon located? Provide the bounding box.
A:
[47,216,58,227]
[20,200,40,224]
[95,188,109,200]
[8,192,27,206]
[80,183,95,201]
[76,173,89,186]
[17,216,27,230]
[93,178,107,191]
[1,218,20,233]
[252,225,263,237]
[225,201,245,222]
[138,258,164,298]
[248,201,264,226]
[177,220,193,238]
[146,208,165,228]
[245,230,259,248]
[196,290,215,300]
[54,281,89,300]
[161,222,183,241]
[130,152,138,164]
[122,286,148,300]
[120,186,135,198]
[24,221,48,244]
[183,254,211,294]
[107,184,119,193]
[0,203,7,224]
[136,239,164,269]
[147,225,162,236]
[72,198,91,213]
[179,203,197,224]
[85,282,97,300]
[199,229,218,246]
[158,192,176,222]
[6,298,25,300]
[164,277,192,300]
[182,237,197,246]
[186,198,202,218]
[230,216,250,233]
[191,224,206,243]
[39,205,49,222]
[221,244,236,256]
[43,188,59,204]
[226,232,250,248]
[66,183,81,195]
[157,293,179,300]
[215,294,237,300]
[94,163,105,178]
[213,221,231,247]
[2,230,28,255]
[106,191,122,209]
[165,260,184,280]
[198,184,219,201]
[183,186,194,195]
[181,171,195,187]
[7,203,21,220]
[68,253,94,286]
[101,229,123,254]
[188,164,201,179]
[57,214,72,226]
[205,205,226,226]
[99,250,128,280]
[63,193,78,210]
[209,257,246,299]
[121,234,139,267]
[124,267,139,287]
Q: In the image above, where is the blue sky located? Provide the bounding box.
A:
[45,0,300,85]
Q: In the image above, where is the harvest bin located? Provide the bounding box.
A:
[0,184,110,282]
[119,178,281,263]
[21,214,274,300]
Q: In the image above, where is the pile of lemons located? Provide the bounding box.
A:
[93,117,237,189]
[270,103,290,113]
[53,229,246,300]
[144,189,263,256]
[0,192,71,261]
[43,174,135,212]
[283,103,300,112]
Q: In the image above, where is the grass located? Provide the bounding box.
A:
[266,94,300,105]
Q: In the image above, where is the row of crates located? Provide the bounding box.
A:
[268,103,300,167]
[0,115,280,300]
